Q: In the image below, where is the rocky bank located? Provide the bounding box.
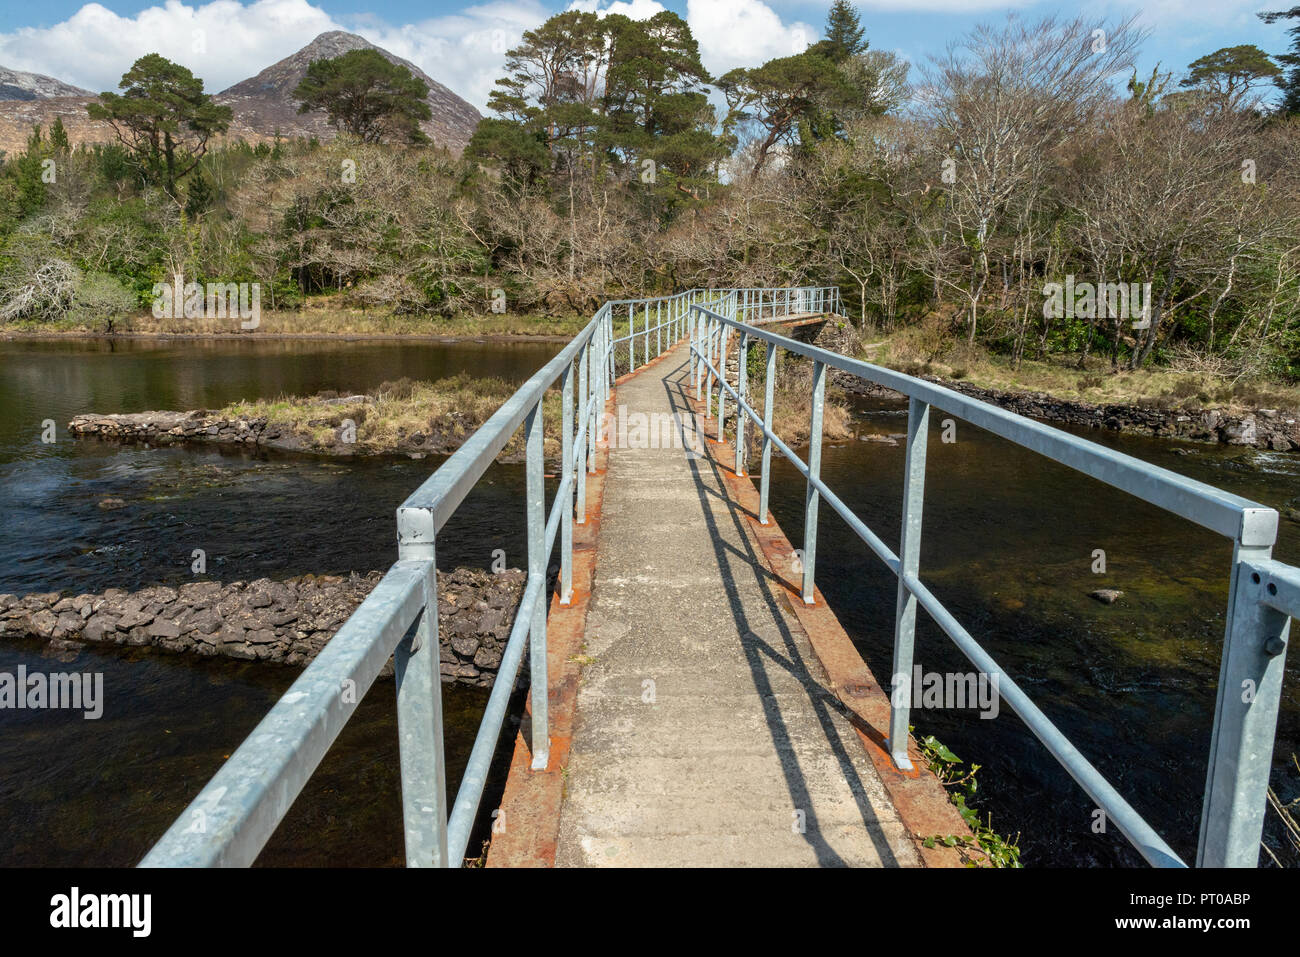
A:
[66,406,448,458]
[0,567,526,688]
[778,317,1299,452]
[833,373,1299,451]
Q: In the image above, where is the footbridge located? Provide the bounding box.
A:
[142,287,1299,869]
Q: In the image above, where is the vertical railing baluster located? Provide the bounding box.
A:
[392,556,448,867]
[694,307,702,393]
[560,360,574,604]
[888,397,930,771]
[525,400,549,771]
[657,300,662,358]
[735,331,748,476]
[594,319,604,445]
[759,342,776,524]
[1198,541,1290,866]
[644,302,650,366]
[706,317,715,420]
[716,325,725,441]
[578,336,590,522]
[801,360,825,604]
[717,325,729,441]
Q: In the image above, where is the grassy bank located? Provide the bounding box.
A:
[866,319,1300,415]
[1,301,589,339]
[221,374,563,459]
[740,345,854,448]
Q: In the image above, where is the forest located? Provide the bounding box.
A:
[1,2,1299,382]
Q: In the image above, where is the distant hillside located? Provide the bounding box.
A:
[0,65,91,100]
[0,95,102,157]
[0,33,481,158]
[215,31,481,153]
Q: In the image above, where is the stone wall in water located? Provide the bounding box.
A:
[0,567,525,688]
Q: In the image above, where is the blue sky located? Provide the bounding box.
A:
[0,1,1292,111]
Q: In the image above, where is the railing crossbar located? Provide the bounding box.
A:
[688,298,1290,871]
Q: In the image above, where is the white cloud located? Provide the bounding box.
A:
[852,0,1031,8]
[570,0,817,76]
[0,0,550,112]
[0,0,336,95]
[356,2,550,111]
[567,0,666,18]
[686,0,817,75]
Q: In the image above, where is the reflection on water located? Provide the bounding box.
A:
[767,394,1299,866]
[0,336,555,866]
[2,336,1296,866]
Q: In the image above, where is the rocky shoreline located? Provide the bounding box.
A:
[776,317,1298,451]
[833,373,1299,452]
[66,407,467,459]
[0,567,525,688]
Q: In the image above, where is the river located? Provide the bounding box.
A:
[1,336,1296,866]
[0,336,554,866]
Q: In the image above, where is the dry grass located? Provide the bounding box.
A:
[740,347,853,447]
[2,297,589,339]
[221,373,563,459]
[866,319,1300,414]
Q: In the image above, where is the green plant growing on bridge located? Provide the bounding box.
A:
[918,733,1021,868]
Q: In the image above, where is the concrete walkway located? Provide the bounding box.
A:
[553,344,920,867]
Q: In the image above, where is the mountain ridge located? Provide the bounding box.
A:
[0,32,481,157]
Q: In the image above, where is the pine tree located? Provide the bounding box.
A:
[823,1,867,63]
[49,117,71,154]
[1259,6,1300,114]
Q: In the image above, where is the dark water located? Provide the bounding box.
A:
[2,336,1296,867]
[764,393,1300,867]
[0,337,555,866]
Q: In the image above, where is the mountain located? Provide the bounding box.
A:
[0,33,481,158]
[0,65,91,100]
[215,32,482,153]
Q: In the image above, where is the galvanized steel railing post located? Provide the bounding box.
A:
[392,557,450,867]
[643,302,650,367]
[717,325,729,442]
[606,310,614,393]
[888,397,930,771]
[694,308,703,393]
[560,361,575,604]
[524,401,549,771]
[735,331,748,476]
[1197,540,1290,866]
[593,321,604,445]
[577,339,590,521]
[801,360,826,604]
[657,300,662,358]
[706,317,716,420]
[759,342,776,525]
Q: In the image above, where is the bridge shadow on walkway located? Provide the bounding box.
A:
[553,344,917,867]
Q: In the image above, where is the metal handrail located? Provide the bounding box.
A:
[687,298,1295,869]
[141,285,839,868]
